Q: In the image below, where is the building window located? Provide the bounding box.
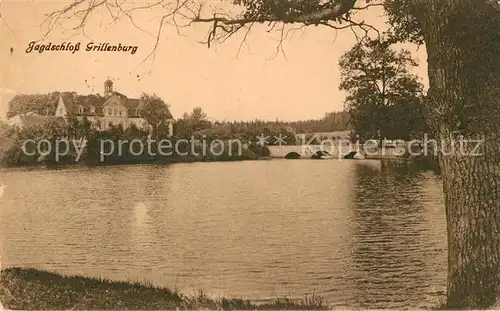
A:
[119,109,123,116]
[113,108,118,115]
[108,108,112,115]
[78,106,84,114]
[89,106,95,114]
[109,122,113,128]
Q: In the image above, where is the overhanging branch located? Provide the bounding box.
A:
[193,0,357,25]
[41,0,380,57]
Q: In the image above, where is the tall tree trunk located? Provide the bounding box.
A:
[419,0,500,308]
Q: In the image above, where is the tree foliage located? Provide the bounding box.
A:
[189,107,210,132]
[174,107,210,138]
[139,93,173,138]
[234,0,357,23]
[383,0,424,44]
[340,38,425,140]
[7,93,61,118]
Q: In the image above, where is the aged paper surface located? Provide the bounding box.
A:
[1,0,499,310]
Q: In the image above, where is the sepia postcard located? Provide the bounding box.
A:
[1,0,499,310]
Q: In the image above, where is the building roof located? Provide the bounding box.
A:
[60,93,105,116]
[60,91,173,119]
[7,115,66,128]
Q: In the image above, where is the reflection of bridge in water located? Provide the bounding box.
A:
[267,144,356,158]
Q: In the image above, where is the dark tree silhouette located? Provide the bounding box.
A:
[340,38,425,140]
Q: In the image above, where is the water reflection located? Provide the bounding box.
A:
[347,161,447,309]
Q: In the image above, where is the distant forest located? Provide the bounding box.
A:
[208,111,350,134]
[6,92,350,133]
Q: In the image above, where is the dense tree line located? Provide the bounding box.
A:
[0,117,270,168]
[175,109,349,138]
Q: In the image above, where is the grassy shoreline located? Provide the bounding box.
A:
[0,268,328,310]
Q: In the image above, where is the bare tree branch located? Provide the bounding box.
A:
[41,0,380,59]
[352,3,385,10]
[113,0,154,37]
[0,12,14,33]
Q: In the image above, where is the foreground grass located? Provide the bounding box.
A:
[0,268,328,310]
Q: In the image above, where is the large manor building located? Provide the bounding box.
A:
[7,79,174,136]
[55,79,174,135]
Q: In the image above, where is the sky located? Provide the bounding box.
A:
[0,0,429,121]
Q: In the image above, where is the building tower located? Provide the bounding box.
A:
[104,79,113,97]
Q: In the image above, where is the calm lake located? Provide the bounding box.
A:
[0,160,447,308]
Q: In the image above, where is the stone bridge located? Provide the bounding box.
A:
[267,144,354,158]
[267,144,409,159]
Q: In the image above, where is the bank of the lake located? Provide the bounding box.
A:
[0,119,275,168]
[0,139,272,169]
[0,268,327,310]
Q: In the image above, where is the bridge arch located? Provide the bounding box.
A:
[285,152,301,159]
